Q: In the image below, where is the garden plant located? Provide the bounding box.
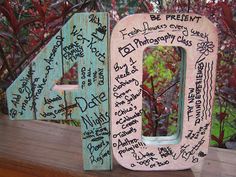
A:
[0,0,235,148]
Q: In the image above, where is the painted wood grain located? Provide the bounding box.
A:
[110,13,218,170]
[6,12,111,171]
[75,13,111,170]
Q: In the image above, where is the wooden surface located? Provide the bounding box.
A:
[110,13,218,170]
[6,12,111,170]
[0,114,236,177]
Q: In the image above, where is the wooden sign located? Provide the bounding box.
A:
[110,13,218,170]
[6,13,111,171]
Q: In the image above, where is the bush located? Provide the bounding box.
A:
[0,0,235,148]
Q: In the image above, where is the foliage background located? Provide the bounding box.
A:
[0,0,235,149]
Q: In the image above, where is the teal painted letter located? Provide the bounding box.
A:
[6,13,111,171]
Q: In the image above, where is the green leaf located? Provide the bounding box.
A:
[210,101,236,146]
[144,55,155,67]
